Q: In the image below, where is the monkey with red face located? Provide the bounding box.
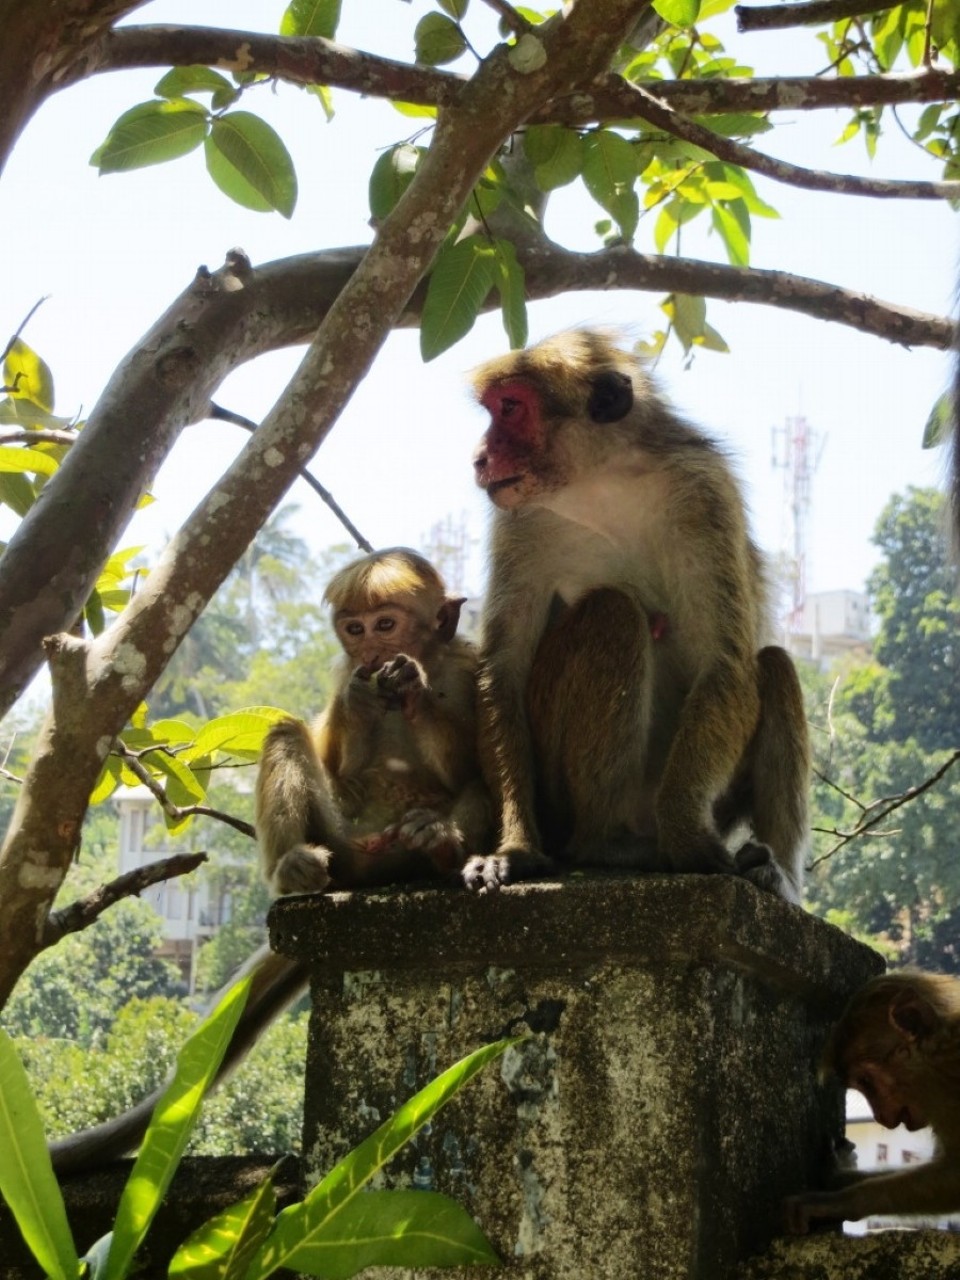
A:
[257,547,491,894]
[465,329,809,900]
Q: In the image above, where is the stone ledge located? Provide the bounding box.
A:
[269,872,882,1004]
[740,1228,960,1278]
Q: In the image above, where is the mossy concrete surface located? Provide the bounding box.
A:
[270,873,884,1280]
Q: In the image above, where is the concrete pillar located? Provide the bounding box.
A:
[269,874,882,1280]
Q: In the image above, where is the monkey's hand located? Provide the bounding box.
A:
[734,841,796,901]
[272,845,333,895]
[462,848,556,892]
[363,655,428,718]
[384,808,467,872]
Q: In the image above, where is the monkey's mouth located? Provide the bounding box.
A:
[485,475,524,497]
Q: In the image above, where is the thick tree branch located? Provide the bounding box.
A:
[630,82,960,199]
[736,0,896,32]
[42,852,208,946]
[81,26,960,124]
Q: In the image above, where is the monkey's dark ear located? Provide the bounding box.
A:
[588,370,634,423]
[889,989,936,1042]
[436,596,466,642]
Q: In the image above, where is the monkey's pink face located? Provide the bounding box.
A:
[335,606,426,670]
[473,379,550,510]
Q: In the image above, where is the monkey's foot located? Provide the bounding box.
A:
[782,1191,844,1236]
[273,845,333,895]
[462,849,555,892]
[734,842,797,901]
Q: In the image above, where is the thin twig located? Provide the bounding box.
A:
[627,81,960,199]
[208,403,374,553]
[736,0,896,32]
[114,740,256,838]
[42,852,208,945]
[809,748,960,867]
[0,298,49,366]
[478,0,535,34]
[0,428,80,447]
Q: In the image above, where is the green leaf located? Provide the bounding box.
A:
[281,0,342,37]
[155,67,237,103]
[420,236,497,361]
[3,338,54,413]
[184,708,288,762]
[244,1038,516,1280]
[698,320,730,353]
[693,113,772,138]
[652,0,701,26]
[439,0,469,16]
[0,445,59,477]
[152,750,208,809]
[97,977,253,1280]
[391,101,438,119]
[583,132,639,240]
[205,113,298,217]
[923,390,952,448]
[414,13,468,65]
[283,1191,499,1276]
[89,757,122,807]
[711,203,750,266]
[0,472,37,517]
[523,125,583,191]
[92,99,208,173]
[369,144,423,220]
[495,238,528,350]
[0,1028,81,1280]
[306,83,335,120]
[169,1163,278,1279]
[84,587,106,637]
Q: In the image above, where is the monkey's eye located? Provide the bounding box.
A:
[344,621,365,637]
[500,396,521,419]
[375,617,396,633]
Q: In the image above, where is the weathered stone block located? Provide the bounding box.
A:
[270,874,883,1280]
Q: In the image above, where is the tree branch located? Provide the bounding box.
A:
[628,81,960,199]
[114,740,257,838]
[42,852,208,946]
[810,749,960,866]
[0,429,80,447]
[83,25,960,124]
[207,403,373,553]
[736,0,897,32]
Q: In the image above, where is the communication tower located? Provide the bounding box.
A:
[770,415,824,633]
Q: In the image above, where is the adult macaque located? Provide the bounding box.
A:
[50,549,489,1175]
[465,329,809,900]
[257,546,491,894]
[785,970,960,1232]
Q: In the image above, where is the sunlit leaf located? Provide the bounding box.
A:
[711,203,750,266]
[0,472,36,516]
[243,1039,516,1280]
[391,101,438,119]
[3,339,54,413]
[89,757,122,807]
[205,113,298,217]
[369,144,423,220]
[281,0,342,37]
[0,445,59,477]
[283,1191,499,1276]
[169,1165,278,1279]
[923,390,952,448]
[420,236,497,361]
[306,83,335,120]
[0,1030,81,1280]
[415,13,467,65]
[653,0,701,27]
[97,978,253,1280]
[92,99,208,173]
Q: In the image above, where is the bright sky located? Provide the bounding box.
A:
[0,0,955,609]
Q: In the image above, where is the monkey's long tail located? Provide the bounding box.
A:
[48,948,308,1176]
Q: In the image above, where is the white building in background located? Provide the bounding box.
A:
[115,787,234,989]
[786,589,873,666]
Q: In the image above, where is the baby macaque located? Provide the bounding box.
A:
[256,547,491,894]
[786,970,960,1231]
